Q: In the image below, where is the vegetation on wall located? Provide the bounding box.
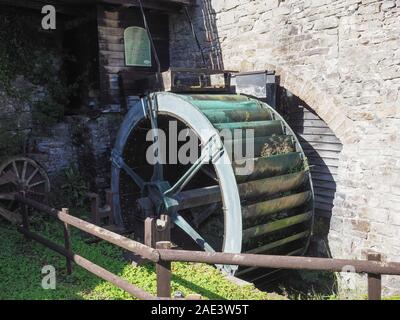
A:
[49,165,89,213]
[0,129,26,161]
[0,8,75,128]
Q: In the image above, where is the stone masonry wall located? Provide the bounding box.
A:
[170,0,400,296]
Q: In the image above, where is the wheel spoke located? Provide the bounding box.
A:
[111,150,145,190]
[201,166,218,182]
[26,190,46,197]
[165,135,224,197]
[12,161,20,180]
[121,164,145,190]
[172,212,215,253]
[0,193,15,200]
[26,168,39,185]
[28,180,46,189]
[147,96,164,182]
[0,170,17,186]
[21,160,28,182]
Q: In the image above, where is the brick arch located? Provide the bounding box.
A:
[265,64,358,145]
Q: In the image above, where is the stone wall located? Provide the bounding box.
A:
[29,114,121,192]
[170,0,400,296]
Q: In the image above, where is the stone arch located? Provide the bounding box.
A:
[264,64,359,145]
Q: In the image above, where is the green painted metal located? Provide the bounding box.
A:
[202,108,272,123]
[242,211,313,241]
[242,191,312,221]
[191,100,262,111]
[234,152,303,183]
[185,94,251,102]
[238,171,308,200]
[226,135,294,162]
[214,120,283,137]
[245,230,310,254]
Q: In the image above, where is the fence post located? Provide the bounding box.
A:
[367,252,381,300]
[22,205,30,239]
[156,241,172,298]
[156,214,171,243]
[62,208,73,275]
[144,217,156,248]
[20,192,30,241]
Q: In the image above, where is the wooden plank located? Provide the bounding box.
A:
[315,194,335,205]
[103,66,132,73]
[98,0,193,12]
[307,156,339,167]
[312,179,337,190]
[310,165,338,175]
[314,208,332,218]
[313,187,336,198]
[310,172,337,182]
[98,34,124,44]
[0,0,87,15]
[291,119,331,128]
[292,126,337,135]
[100,57,126,67]
[99,18,121,28]
[98,26,125,36]
[99,50,125,59]
[288,112,322,121]
[99,43,125,52]
[298,133,341,144]
[306,142,343,152]
[303,149,341,159]
[315,201,334,212]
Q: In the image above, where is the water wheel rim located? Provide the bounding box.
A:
[111,93,243,273]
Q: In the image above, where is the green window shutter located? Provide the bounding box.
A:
[124,26,152,67]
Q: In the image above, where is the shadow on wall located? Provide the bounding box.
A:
[201,0,224,69]
[263,87,342,298]
[278,86,344,254]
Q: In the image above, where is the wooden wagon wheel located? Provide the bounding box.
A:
[0,157,50,214]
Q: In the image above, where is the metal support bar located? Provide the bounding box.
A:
[156,241,172,298]
[164,134,223,196]
[62,208,73,275]
[111,150,145,190]
[368,253,382,300]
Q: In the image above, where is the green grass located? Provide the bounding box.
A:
[0,217,271,300]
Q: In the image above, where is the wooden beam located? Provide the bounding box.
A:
[99,0,193,12]
[0,0,90,16]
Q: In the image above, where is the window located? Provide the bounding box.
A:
[124,26,151,67]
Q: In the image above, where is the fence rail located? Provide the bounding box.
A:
[7,194,400,300]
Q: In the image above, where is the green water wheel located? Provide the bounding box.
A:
[111,92,314,285]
